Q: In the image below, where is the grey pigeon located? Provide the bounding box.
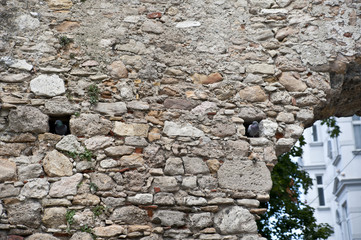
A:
[247,121,259,137]
[55,120,67,135]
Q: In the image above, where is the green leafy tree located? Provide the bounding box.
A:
[257,136,334,240]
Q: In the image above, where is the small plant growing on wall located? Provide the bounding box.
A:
[89,182,98,193]
[59,35,73,48]
[67,148,94,162]
[92,205,106,217]
[88,84,99,105]
[66,209,76,232]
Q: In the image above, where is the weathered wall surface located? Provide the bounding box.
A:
[0,0,360,239]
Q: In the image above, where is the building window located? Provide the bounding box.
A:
[312,125,318,142]
[327,140,333,159]
[341,202,352,240]
[316,175,325,206]
[352,115,361,149]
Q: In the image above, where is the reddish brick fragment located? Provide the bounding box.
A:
[147,12,162,19]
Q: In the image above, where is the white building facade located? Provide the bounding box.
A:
[300,117,361,240]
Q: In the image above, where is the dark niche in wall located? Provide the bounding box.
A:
[48,116,71,135]
[244,120,260,138]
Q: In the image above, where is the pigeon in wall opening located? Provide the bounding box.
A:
[55,120,67,135]
[247,121,259,137]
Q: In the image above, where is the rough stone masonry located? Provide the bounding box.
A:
[0,0,360,239]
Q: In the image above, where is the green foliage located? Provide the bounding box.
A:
[88,84,99,105]
[66,209,76,226]
[80,148,93,161]
[89,182,98,193]
[80,225,96,239]
[257,136,334,240]
[59,36,73,47]
[321,117,341,138]
[80,224,92,233]
[74,111,80,117]
[68,148,93,162]
[92,205,105,217]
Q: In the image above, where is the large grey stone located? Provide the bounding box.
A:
[128,193,153,205]
[164,98,196,110]
[20,178,49,199]
[191,101,218,115]
[238,107,267,122]
[8,106,49,133]
[184,196,207,206]
[43,150,73,177]
[183,157,209,174]
[101,197,126,208]
[16,14,40,30]
[124,136,149,147]
[152,210,186,227]
[190,212,213,229]
[90,172,115,191]
[197,175,218,189]
[93,102,127,116]
[84,136,114,151]
[218,160,272,192]
[182,176,197,189]
[7,200,42,228]
[110,206,148,224]
[163,121,205,137]
[0,183,20,198]
[44,96,80,116]
[153,176,179,192]
[70,114,112,137]
[30,74,66,97]
[164,157,184,175]
[49,173,83,197]
[246,64,274,74]
[214,206,257,234]
[42,207,67,228]
[225,140,250,158]
[127,101,150,110]
[0,72,31,82]
[0,158,16,182]
[154,193,175,205]
[9,59,33,71]
[18,163,43,180]
[211,123,237,137]
[104,145,134,157]
[56,135,84,153]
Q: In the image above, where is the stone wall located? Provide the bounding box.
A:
[0,0,360,239]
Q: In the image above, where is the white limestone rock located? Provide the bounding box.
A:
[163,121,205,137]
[93,102,127,116]
[30,74,66,97]
[20,178,49,199]
[214,206,257,234]
[49,173,83,198]
[56,135,84,153]
[218,160,272,192]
